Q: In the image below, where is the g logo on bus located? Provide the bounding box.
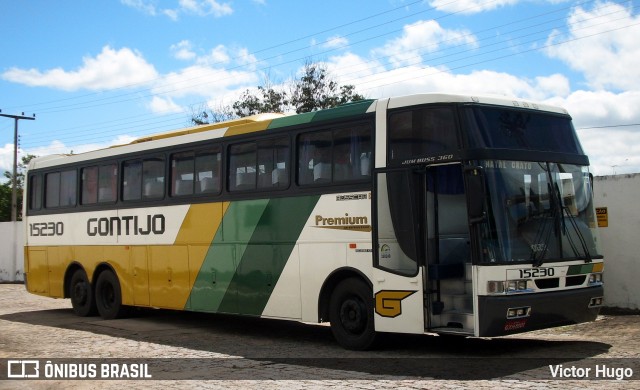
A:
[375,290,417,318]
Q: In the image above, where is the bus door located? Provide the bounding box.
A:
[424,164,475,335]
[372,168,425,334]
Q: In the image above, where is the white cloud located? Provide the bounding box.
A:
[163,8,179,20]
[545,1,640,91]
[1,46,158,91]
[232,48,259,70]
[152,65,258,99]
[544,90,640,176]
[0,135,137,181]
[170,40,197,60]
[0,143,16,176]
[121,0,233,20]
[196,45,231,66]
[428,0,519,15]
[545,90,640,128]
[328,50,570,101]
[322,35,349,49]
[120,0,158,16]
[147,96,184,114]
[578,127,640,176]
[179,0,233,17]
[372,20,477,68]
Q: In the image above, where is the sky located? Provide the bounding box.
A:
[1,0,639,180]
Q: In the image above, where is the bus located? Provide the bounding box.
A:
[23,93,604,350]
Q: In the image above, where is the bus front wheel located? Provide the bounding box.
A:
[70,269,97,317]
[329,277,377,350]
[95,270,126,320]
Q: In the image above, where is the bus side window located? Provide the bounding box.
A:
[196,147,221,194]
[81,166,99,204]
[257,137,289,189]
[98,164,117,203]
[45,170,77,208]
[122,161,142,201]
[298,126,371,185]
[29,174,43,211]
[229,142,257,191]
[171,152,195,196]
[333,126,371,182]
[298,131,332,185]
[142,158,165,199]
[46,172,61,208]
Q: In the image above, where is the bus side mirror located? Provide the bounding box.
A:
[465,167,486,224]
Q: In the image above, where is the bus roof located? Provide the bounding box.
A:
[27,93,569,170]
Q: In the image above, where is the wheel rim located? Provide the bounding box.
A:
[339,297,366,334]
[72,281,88,305]
[99,283,115,310]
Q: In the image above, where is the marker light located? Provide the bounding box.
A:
[589,297,604,307]
[507,306,531,318]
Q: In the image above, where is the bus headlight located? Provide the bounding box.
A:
[488,281,505,294]
[488,280,532,294]
[588,273,603,285]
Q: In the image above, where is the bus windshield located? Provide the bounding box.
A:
[462,106,583,154]
[478,160,601,264]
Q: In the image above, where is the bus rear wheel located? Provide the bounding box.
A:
[95,270,126,320]
[70,269,97,317]
[329,277,377,350]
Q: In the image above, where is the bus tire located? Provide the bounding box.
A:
[69,269,97,317]
[95,270,126,320]
[329,277,377,350]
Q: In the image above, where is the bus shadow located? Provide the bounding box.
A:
[0,308,612,380]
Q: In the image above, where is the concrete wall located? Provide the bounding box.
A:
[0,222,24,282]
[594,174,640,310]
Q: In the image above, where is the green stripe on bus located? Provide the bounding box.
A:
[268,112,316,129]
[187,195,320,314]
[567,264,594,275]
[188,199,269,312]
[217,195,320,315]
[267,100,375,130]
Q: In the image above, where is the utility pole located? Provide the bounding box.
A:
[0,110,36,221]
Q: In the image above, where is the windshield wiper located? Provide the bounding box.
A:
[530,183,559,267]
[560,202,593,263]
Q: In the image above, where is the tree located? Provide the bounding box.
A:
[191,60,365,124]
[290,61,365,114]
[232,85,289,117]
[0,154,37,221]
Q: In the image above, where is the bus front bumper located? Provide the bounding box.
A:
[477,285,604,337]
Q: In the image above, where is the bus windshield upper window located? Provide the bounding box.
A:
[462,106,583,154]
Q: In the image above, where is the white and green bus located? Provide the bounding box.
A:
[23,93,604,350]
